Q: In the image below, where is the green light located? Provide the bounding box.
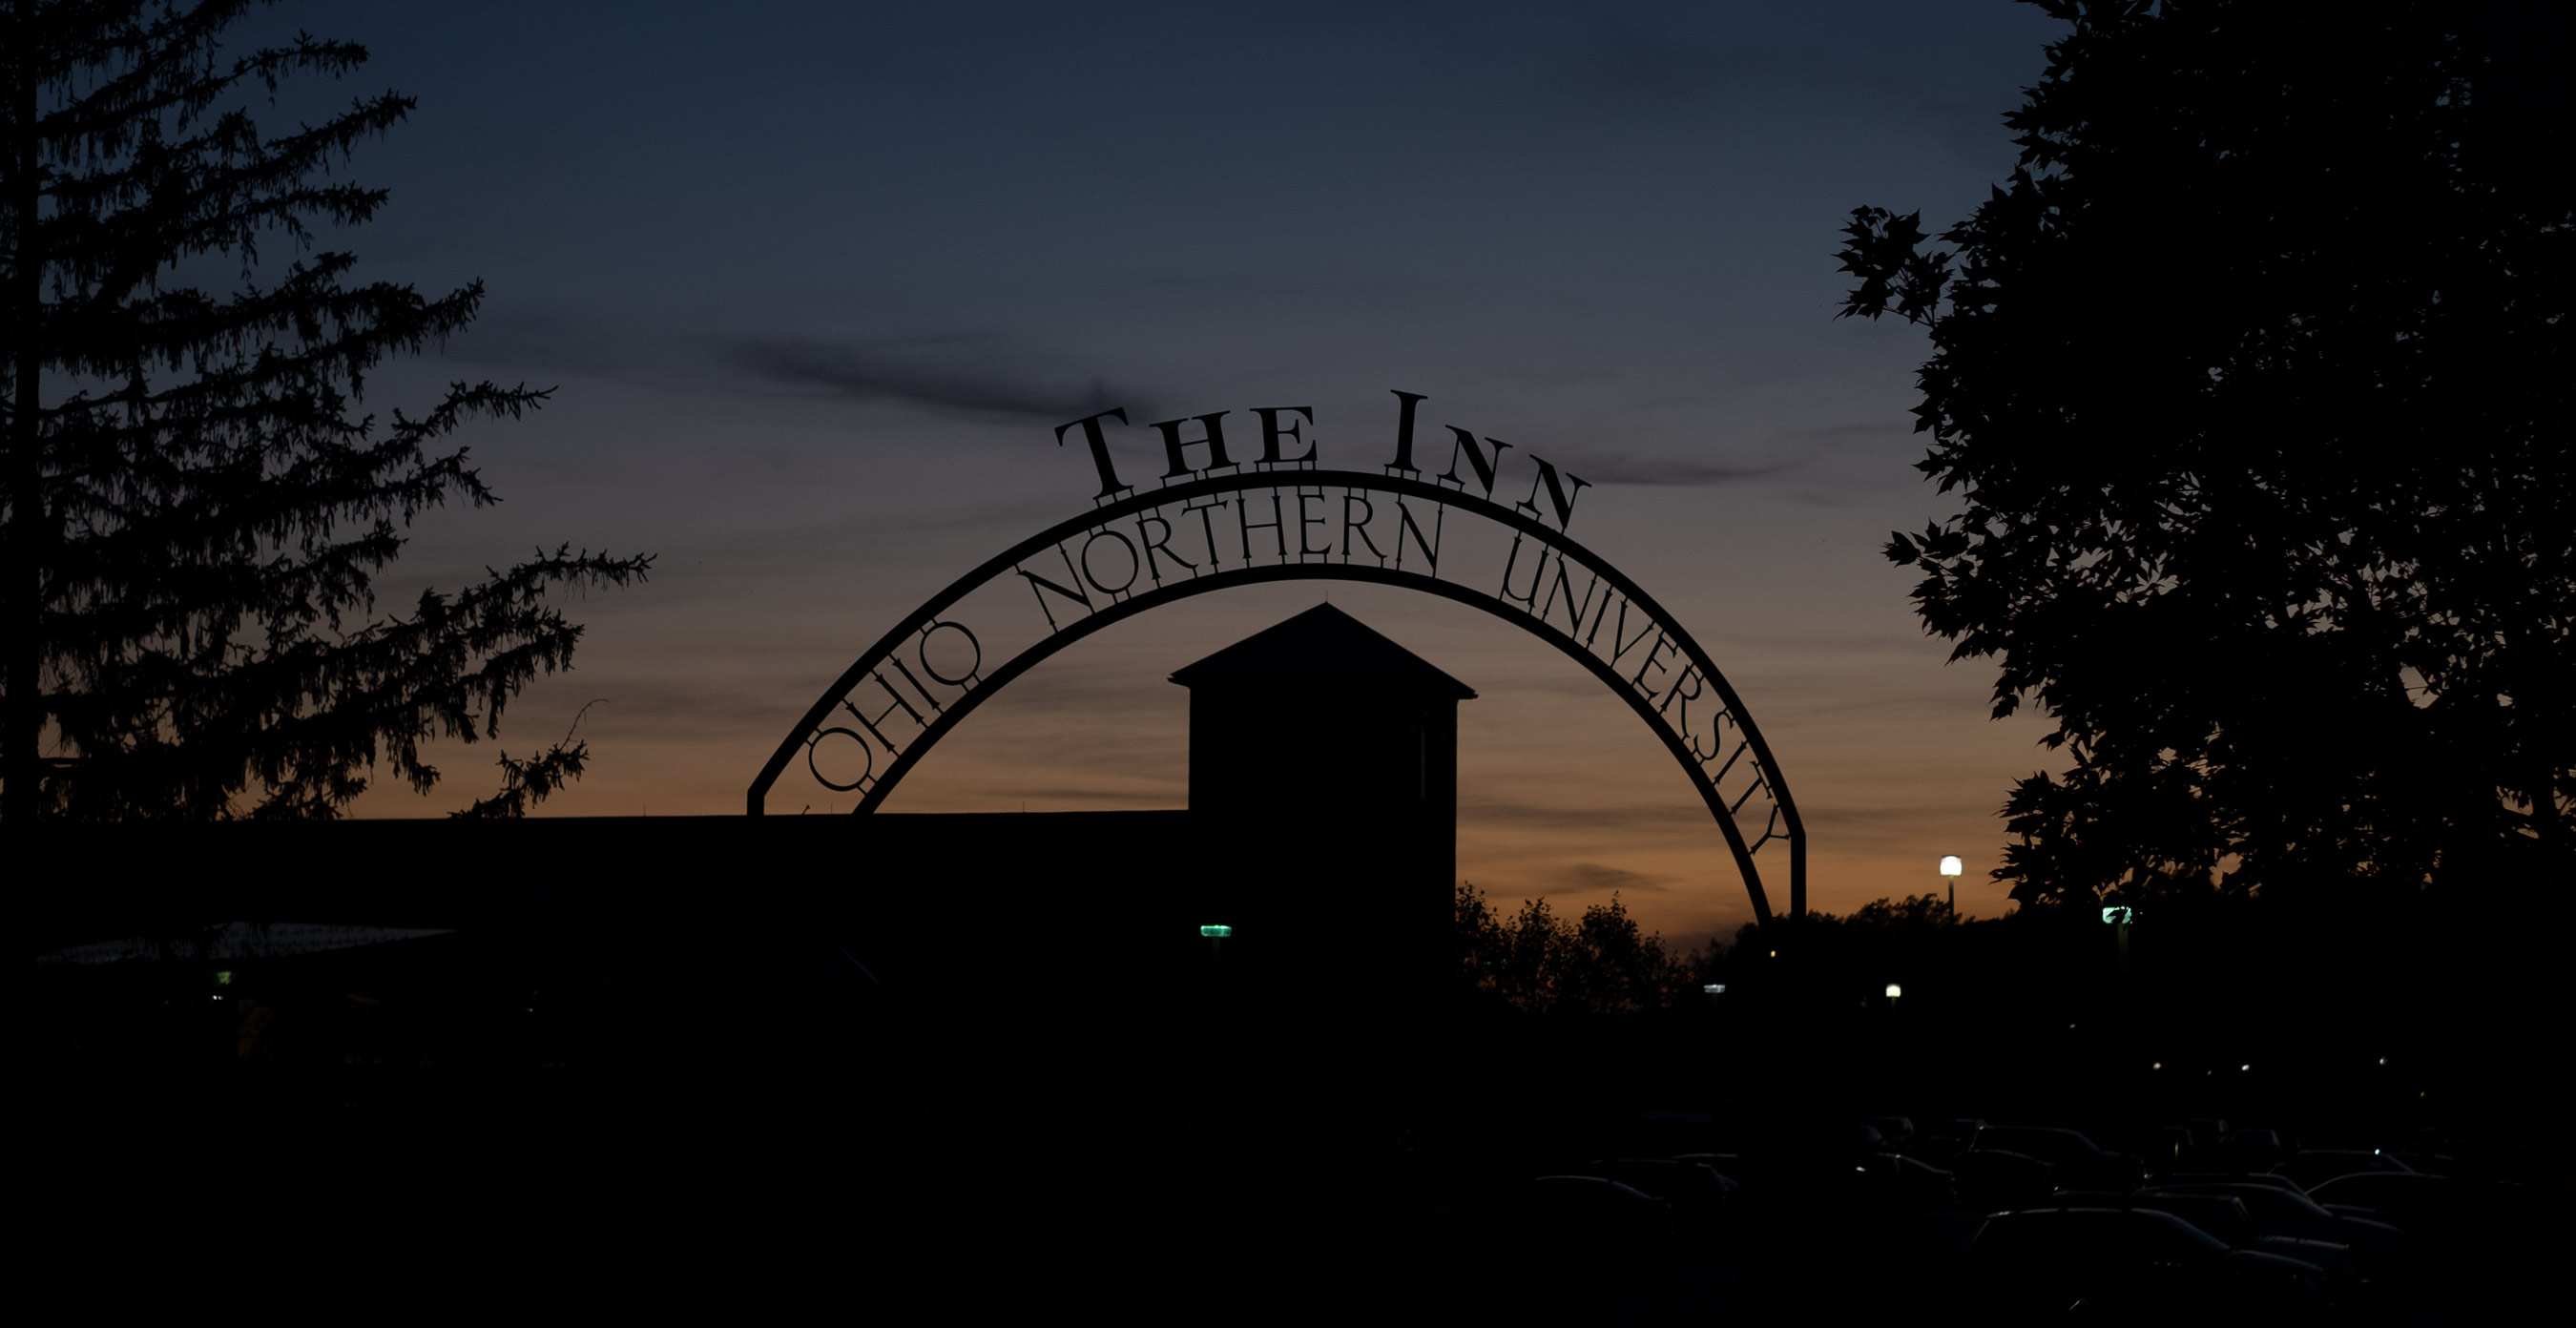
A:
[1199,924,1233,939]
[2101,906,2134,925]
[214,970,233,986]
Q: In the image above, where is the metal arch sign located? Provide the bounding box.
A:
[748,391,1809,924]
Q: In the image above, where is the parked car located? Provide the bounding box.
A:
[2272,1150,2415,1192]
[2146,1125,2194,1175]
[2217,1126,2297,1172]
[1968,1206,2327,1319]
[2148,1181,2405,1276]
[1855,1152,1955,1209]
[1585,1157,1735,1230]
[2060,1190,2360,1292]
[1862,1116,1917,1152]
[2164,1117,2229,1172]
[1671,1152,1741,1180]
[2174,1116,2231,1145]
[2385,1126,2462,1176]
[1954,1149,2056,1210]
[1923,1117,1987,1160]
[2302,1172,2458,1231]
[2166,1171,2305,1194]
[1971,1125,2147,1192]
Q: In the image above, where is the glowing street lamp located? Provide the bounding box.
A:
[2102,904,2134,975]
[1200,923,1232,963]
[1939,855,1963,916]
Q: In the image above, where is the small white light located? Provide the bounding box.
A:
[1703,984,1727,995]
[2239,1064,2251,1072]
[2152,1062,2163,1069]
[1939,855,1963,878]
[2377,1057,2386,1066]
[1884,984,1903,998]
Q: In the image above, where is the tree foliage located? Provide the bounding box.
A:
[1839,0,2573,904]
[4,0,650,820]
[1729,893,1962,973]
[1455,882,1690,1014]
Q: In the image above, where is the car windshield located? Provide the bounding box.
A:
[1981,1209,2228,1260]
[2129,1209,2232,1258]
[2134,1195,2254,1244]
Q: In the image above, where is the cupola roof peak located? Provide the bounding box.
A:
[1168,603,1476,700]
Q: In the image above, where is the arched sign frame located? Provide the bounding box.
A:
[750,460,1807,927]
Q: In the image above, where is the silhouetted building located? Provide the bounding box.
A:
[1171,603,1474,1006]
[1174,603,1472,828]
[28,603,1477,1027]
[22,608,1512,1263]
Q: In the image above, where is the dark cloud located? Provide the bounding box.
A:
[1556,453,1783,487]
[1781,689,2000,721]
[1796,801,1984,852]
[724,336,1162,424]
[1792,419,1917,446]
[1554,861,1674,895]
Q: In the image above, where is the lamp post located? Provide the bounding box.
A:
[2101,906,2132,976]
[1939,855,1963,918]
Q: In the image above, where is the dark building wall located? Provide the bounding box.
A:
[1183,688,1462,1007]
[1186,682,1459,833]
[1163,604,1474,1002]
[23,813,1212,998]
[27,611,1477,1087]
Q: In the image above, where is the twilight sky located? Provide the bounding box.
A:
[276,0,2075,946]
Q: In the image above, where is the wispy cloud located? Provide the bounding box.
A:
[1791,419,1917,446]
[1553,861,1674,895]
[1555,453,1783,487]
[723,335,1163,424]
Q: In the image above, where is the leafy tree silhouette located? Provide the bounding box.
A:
[4,1,651,820]
[1838,0,2572,905]
[1455,882,1684,1014]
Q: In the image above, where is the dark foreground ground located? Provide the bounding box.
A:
[30,912,2567,1323]
[24,812,2566,1321]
